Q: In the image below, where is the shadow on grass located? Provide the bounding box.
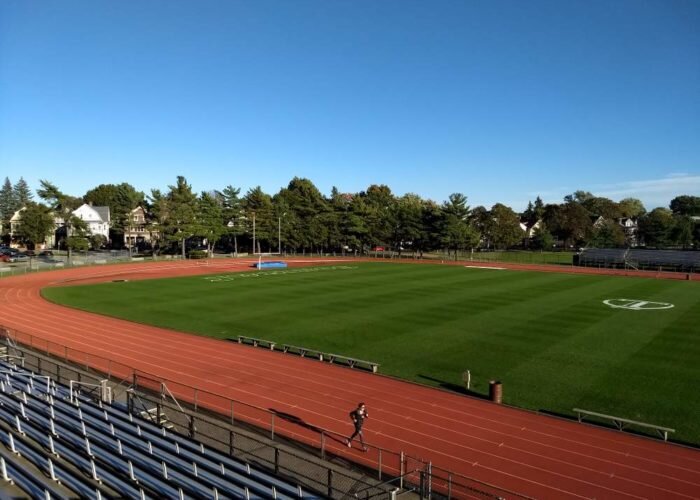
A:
[417,374,490,400]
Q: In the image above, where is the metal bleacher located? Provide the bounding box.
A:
[626,249,700,271]
[578,248,700,272]
[0,361,322,499]
[577,248,629,267]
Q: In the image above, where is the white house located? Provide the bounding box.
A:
[617,217,638,246]
[9,208,25,240]
[72,203,110,241]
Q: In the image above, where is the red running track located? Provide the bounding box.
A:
[0,259,699,499]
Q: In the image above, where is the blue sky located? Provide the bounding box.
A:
[1,0,698,211]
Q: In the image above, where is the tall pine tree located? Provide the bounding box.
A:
[0,177,17,223]
[13,177,33,206]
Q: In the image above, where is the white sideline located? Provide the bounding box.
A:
[464,265,506,270]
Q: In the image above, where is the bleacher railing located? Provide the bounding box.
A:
[0,325,530,499]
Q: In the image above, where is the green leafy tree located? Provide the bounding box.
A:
[443,193,470,220]
[196,192,225,257]
[37,180,82,211]
[243,186,274,253]
[330,190,366,255]
[522,197,546,248]
[356,185,395,252]
[37,180,83,251]
[545,202,592,247]
[218,185,244,254]
[278,178,330,253]
[163,177,198,258]
[564,190,595,205]
[66,235,89,253]
[486,203,523,249]
[416,200,443,257]
[147,189,169,255]
[390,194,424,256]
[89,234,108,250]
[530,223,554,250]
[84,183,144,251]
[638,208,674,248]
[671,216,694,249]
[65,215,90,259]
[469,205,490,247]
[670,195,700,216]
[588,220,626,248]
[441,215,480,258]
[618,198,646,219]
[13,203,54,248]
[583,197,622,219]
[440,193,478,258]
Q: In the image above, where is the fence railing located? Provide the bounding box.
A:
[0,325,529,499]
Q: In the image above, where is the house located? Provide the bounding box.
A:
[72,203,110,241]
[519,219,542,238]
[617,217,638,246]
[123,206,157,248]
[591,215,607,229]
[9,208,25,240]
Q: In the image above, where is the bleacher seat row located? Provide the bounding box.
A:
[0,361,322,499]
[578,248,700,270]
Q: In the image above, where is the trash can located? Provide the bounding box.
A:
[489,380,502,404]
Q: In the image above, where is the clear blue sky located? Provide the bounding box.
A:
[1,0,698,211]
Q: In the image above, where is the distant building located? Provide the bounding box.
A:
[9,208,25,240]
[124,206,157,248]
[72,203,110,241]
[617,217,638,246]
[520,219,542,239]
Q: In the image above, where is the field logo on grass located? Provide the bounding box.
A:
[603,299,674,310]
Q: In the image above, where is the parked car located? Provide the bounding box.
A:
[0,253,15,263]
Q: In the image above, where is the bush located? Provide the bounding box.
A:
[188,250,208,259]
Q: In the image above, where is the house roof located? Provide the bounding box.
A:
[93,206,110,223]
[10,208,26,222]
[73,203,110,223]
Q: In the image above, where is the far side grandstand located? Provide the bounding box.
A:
[576,248,700,272]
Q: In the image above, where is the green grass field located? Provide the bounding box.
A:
[43,262,700,444]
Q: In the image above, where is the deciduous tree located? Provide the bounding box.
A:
[638,208,674,248]
[670,195,700,216]
[13,203,54,248]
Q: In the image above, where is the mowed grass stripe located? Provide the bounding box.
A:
[42,262,700,444]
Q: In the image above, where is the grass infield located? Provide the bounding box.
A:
[43,262,700,444]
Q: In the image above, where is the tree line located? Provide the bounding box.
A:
[1,175,699,256]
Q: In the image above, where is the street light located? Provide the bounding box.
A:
[252,211,256,255]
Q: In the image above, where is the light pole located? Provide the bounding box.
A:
[252,211,256,255]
